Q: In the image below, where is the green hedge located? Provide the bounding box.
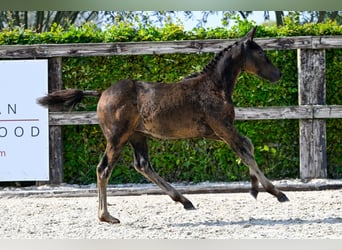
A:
[1,19,341,184]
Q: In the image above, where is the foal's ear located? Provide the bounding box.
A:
[245,26,257,41]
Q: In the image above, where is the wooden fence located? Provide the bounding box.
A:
[1,36,341,184]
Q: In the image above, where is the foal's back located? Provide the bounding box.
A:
[98,77,216,140]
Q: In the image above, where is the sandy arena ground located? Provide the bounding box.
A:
[0,186,341,239]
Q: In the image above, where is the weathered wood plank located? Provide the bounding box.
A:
[47,58,64,185]
[47,105,342,125]
[1,36,342,59]
[298,49,327,180]
[298,49,326,105]
[234,106,313,120]
[313,36,342,49]
[313,105,342,119]
[2,180,342,198]
[299,119,327,179]
[50,111,99,125]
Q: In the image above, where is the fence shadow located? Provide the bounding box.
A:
[173,216,342,228]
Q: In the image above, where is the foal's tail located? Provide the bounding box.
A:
[37,89,102,108]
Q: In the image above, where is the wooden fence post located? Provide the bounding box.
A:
[298,49,327,180]
[48,57,64,184]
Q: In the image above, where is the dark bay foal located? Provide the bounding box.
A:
[38,27,288,224]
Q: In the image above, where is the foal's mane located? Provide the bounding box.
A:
[184,40,240,80]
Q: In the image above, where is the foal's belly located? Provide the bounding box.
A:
[136,115,214,140]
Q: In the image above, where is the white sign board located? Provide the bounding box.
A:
[0,60,49,181]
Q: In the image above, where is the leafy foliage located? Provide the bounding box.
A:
[2,19,341,184]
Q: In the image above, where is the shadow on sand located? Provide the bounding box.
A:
[173,216,342,228]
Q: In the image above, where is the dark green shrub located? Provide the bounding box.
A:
[1,19,341,184]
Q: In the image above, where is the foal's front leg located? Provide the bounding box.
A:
[239,136,260,199]
[231,133,289,202]
[206,129,260,199]
[249,175,260,199]
[208,116,289,202]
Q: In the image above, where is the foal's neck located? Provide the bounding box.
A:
[213,53,244,100]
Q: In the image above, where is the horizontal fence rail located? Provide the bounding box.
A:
[0,36,342,58]
[48,105,342,125]
[1,35,342,184]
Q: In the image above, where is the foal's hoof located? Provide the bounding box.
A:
[277,192,290,202]
[249,189,259,200]
[99,214,121,224]
[183,201,196,210]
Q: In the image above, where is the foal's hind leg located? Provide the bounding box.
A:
[97,125,134,223]
[129,133,195,210]
[97,142,124,224]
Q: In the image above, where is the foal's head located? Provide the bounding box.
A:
[242,27,281,83]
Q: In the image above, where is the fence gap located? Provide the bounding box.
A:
[298,49,327,180]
